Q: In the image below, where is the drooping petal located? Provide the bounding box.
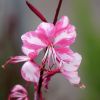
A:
[21,61,40,83]
[35,22,55,45]
[8,84,28,100]
[60,53,82,72]
[62,71,80,84]
[21,31,46,53]
[54,16,76,46]
[60,53,82,84]
[2,56,30,68]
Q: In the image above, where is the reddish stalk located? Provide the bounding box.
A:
[26,0,47,22]
[53,0,63,24]
[37,65,45,100]
[37,48,48,100]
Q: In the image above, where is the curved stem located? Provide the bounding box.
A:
[53,0,63,24]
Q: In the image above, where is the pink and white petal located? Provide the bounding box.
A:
[60,53,82,72]
[54,28,76,46]
[35,22,55,44]
[55,47,74,62]
[60,53,82,84]
[55,47,73,54]
[11,85,27,93]
[71,53,82,66]
[54,17,76,46]
[36,22,54,37]
[22,41,44,53]
[55,16,69,32]
[62,71,80,84]
[21,61,40,83]
[21,31,46,50]
[22,46,35,56]
[22,46,39,59]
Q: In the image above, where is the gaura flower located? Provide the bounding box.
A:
[21,16,83,86]
[3,0,85,99]
[8,84,29,100]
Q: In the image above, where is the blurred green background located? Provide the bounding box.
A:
[0,0,100,100]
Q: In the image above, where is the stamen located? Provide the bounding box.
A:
[2,58,12,69]
[42,48,49,64]
[51,48,57,66]
[26,0,47,22]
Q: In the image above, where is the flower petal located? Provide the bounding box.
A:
[55,47,73,62]
[60,53,82,84]
[55,16,69,32]
[62,71,80,84]
[21,61,40,83]
[61,53,82,72]
[11,85,27,93]
[35,22,55,45]
[54,25,76,46]
[54,16,76,46]
[36,22,54,37]
[21,31,46,52]
[22,46,38,59]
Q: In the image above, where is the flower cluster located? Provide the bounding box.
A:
[2,0,85,100]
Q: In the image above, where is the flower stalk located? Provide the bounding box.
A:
[26,0,47,22]
[36,67,44,100]
[53,0,63,24]
[37,48,48,100]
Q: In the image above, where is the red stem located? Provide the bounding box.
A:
[47,68,60,77]
[37,66,44,100]
[37,48,48,100]
[26,0,47,22]
[53,0,63,24]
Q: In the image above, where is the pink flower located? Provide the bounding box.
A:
[21,16,82,86]
[8,84,29,100]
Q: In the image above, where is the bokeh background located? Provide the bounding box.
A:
[0,0,100,100]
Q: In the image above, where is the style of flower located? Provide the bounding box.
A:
[8,84,29,100]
